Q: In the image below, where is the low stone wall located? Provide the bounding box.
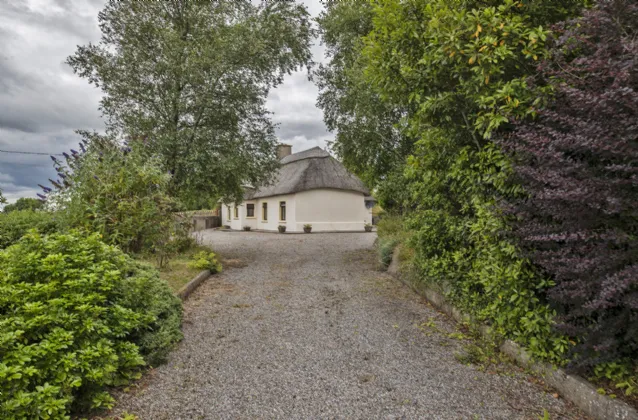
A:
[387,247,638,420]
[177,270,211,300]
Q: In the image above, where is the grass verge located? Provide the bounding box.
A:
[138,245,213,293]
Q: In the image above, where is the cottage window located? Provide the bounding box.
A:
[279,201,286,221]
[234,206,239,219]
[262,203,268,221]
[227,206,231,220]
[246,203,255,218]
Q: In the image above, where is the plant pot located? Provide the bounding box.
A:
[278,225,287,233]
[364,225,373,232]
[303,227,312,233]
[243,226,251,231]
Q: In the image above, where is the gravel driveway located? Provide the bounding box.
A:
[112,231,581,419]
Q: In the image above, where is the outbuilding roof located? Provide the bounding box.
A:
[246,147,370,199]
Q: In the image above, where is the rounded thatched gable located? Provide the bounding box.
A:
[246,147,369,199]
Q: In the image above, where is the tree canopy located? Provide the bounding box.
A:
[2,197,44,213]
[315,2,412,187]
[68,0,314,204]
[315,0,583,189]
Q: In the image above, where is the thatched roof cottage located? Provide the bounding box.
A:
[222,145,374,232]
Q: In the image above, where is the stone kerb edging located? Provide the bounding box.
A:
[177,270,211,300]
[388,247,638,420]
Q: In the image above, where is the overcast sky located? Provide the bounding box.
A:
[0,0,329,204]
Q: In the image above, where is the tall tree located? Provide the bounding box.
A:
[68,0,313,204]
[315,2,412,188]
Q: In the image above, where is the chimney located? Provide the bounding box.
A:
[277,144,292,159]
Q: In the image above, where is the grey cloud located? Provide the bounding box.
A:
[0,128,85,159]
[1,0,102,41]
[274,120,330,142]
[0,0,105,134]
[0,173,15,183]
[267,68,332,150]
[0,128,84,201]
[0,57,38,95]
[0,117,37,134]
[0,0,104,204]
[0,80,104,133]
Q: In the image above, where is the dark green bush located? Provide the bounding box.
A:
[0,231,182,418]
[46,135,182,258]
[0,210,57,249]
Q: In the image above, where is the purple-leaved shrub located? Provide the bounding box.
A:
[502,0,638,371]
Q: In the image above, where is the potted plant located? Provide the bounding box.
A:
[303,224,312,233]
[278,225,287,233]
[364,222,373,232]
[243,226,251,231]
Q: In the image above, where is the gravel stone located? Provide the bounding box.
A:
[111,231,584,419]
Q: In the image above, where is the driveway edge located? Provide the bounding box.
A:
[177,269,211,300]
[388,247,638,420]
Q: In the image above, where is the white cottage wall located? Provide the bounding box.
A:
[222,190,371,233]
[255,194,296,232]
[294,189,371,232]
[227,203,243,231]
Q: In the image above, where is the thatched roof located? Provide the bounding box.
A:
[246,147,369,199]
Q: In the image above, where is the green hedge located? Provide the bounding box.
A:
[357,0,583,366]
[0,210,57,249]
[0,231,182,418]
[377,138,571,363]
